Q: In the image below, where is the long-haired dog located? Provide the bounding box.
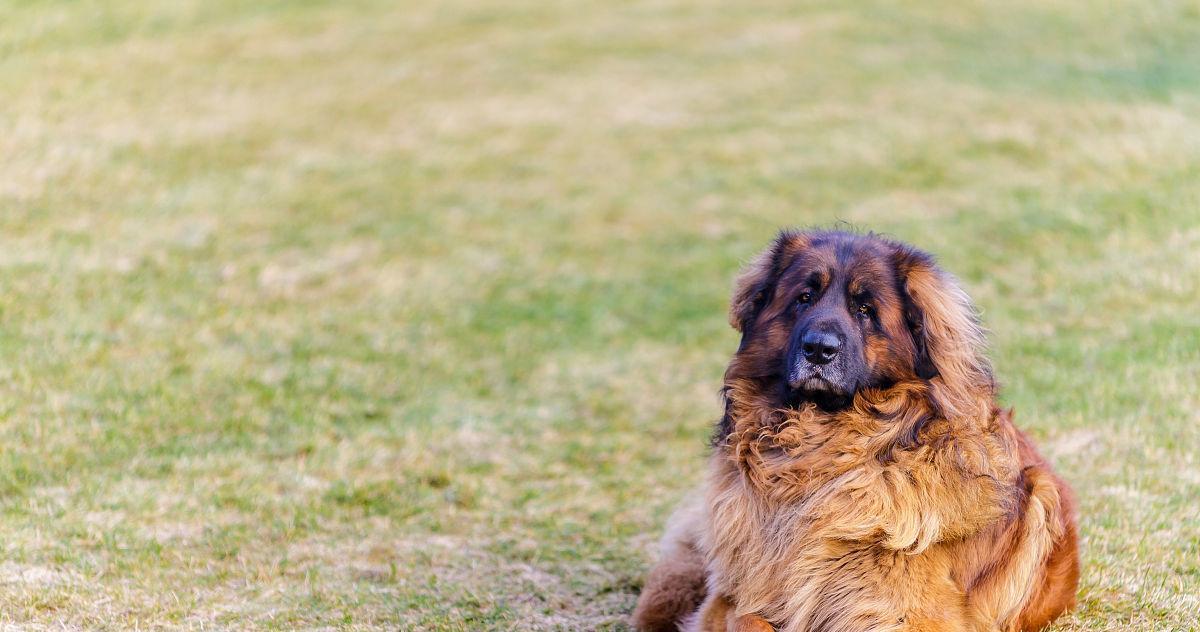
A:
[633,230,1078,632]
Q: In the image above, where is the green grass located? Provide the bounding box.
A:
[0,0,1197,629]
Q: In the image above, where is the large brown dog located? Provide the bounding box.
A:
[633,230,1078,632]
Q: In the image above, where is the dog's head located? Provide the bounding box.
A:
[723,230,993,420]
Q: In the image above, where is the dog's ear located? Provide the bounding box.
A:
[902,296,938,381]
[892,244,994,417]
[729,231,797,334]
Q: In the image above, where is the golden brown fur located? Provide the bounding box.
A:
[634,231,1078,632]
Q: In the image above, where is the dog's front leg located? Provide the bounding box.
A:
[686,592,732,632]
[731,613,775,632]
[687,593,775,632]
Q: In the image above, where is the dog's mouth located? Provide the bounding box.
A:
[791,376,837,393]
[785,375,851,411]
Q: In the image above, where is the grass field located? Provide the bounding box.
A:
[1,0,1198,629]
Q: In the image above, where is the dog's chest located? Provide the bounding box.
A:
[702,462,935,631]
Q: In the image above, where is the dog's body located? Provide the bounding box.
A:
[634,231,1078,632]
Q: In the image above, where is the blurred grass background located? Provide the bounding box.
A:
[1,0,1198,629]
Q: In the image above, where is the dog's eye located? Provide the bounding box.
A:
[796,291,812,306]
[857,303,872,317]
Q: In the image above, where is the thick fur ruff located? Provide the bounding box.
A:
[633,231,1078,632]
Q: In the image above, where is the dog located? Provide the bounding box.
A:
[633,230,1078,632]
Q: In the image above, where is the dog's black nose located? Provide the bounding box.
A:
[801,331,841,364]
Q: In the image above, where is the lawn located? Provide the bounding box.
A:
[1,0,1197,629]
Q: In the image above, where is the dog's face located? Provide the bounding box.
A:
[727,231,942,411]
